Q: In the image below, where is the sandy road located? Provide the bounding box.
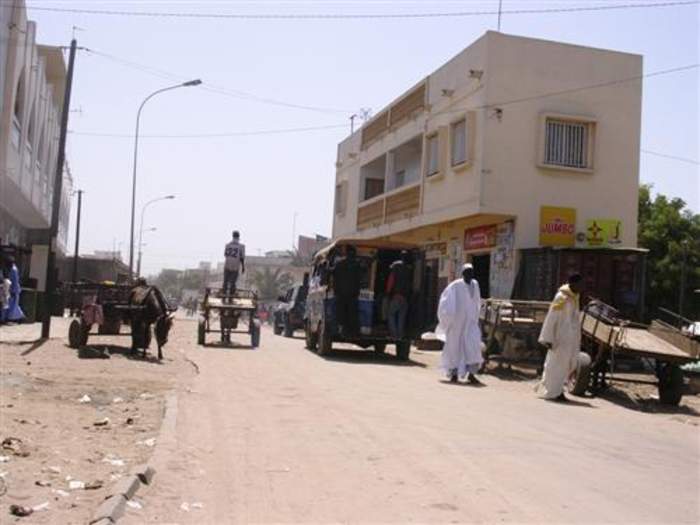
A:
[126,320,699,524]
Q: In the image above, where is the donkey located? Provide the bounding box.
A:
[128,282,174,360]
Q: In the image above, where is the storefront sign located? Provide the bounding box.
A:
[464,225,497,251]
[586,219,622,246]
[424,242,447,259]
[539,206,576,247]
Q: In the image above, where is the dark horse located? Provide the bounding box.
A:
[128,283,174,360]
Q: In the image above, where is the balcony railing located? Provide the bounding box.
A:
[360,82,426,150]
[356,183,421,230]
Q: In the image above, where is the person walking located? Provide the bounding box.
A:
[385,252,411,339]
[536,273,588,402]
[1,256,25,323]
[436,263,483,384]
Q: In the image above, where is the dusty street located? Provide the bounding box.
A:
[117,319,700,524]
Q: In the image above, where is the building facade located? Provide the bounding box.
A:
[333,32,642,299]
[0,0,72,257]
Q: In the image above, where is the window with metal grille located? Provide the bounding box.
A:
[544,119,590,169]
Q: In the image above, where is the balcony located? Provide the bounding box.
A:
[361,82,426,150]
[357,183,421,231]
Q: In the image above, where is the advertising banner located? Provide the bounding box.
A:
[464,224,498,251]
[539,206,576,247]
[586,219,623,247]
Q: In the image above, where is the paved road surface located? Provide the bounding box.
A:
[125,321,699,523]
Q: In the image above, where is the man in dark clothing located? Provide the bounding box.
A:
[386,252,412,339]
[333,245,362,336]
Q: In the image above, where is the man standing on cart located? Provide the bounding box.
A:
[223,230,245,300]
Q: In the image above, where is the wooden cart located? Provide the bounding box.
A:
[480,299,552,370]
[580,300,699,405]
[198,288,261,348]
[66,283,141,348]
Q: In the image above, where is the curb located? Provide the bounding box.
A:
[88,468,155,524]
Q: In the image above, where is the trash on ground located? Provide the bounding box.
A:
[102,456,125,467]
[2,437,30,457]
[84,480,103,490]
[34,480,51,487]
[45,466,61,474]
[139,393,154,400]
[32,502,49,512]
[136,437,156,447]
[180,502,190,512]
[0,456,9,463]
[125,417,135,425]
[113,397,124,404]
[52,489,69,497]
[68,480,85,490]
[78,395,91,403]
[126,500,143,510]
[93,417,110,427]
[191,502,204,509]
[9,504,33,517]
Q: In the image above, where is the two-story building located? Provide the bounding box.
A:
[333,31,642,300]
[0,0,72,269]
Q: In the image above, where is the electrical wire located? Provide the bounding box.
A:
[5,0,697,19]
[68,123,348,138]
[641,149,699,165]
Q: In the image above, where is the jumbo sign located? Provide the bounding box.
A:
[539,206,576,247]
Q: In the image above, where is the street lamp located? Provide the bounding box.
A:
[128,79,202,279]
[137,195,175,277]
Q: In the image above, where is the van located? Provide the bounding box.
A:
[304,239,429,360]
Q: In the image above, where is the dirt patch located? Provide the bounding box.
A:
[0,319,192,524]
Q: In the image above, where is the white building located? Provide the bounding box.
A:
[0,0,72,254]
[333,31,642,299]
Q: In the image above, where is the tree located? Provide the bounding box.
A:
[638,184,700,320]
[286,248,311,268]
[251,267,294,301]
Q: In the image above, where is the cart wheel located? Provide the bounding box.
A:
[305,321,318,350]
[273,321,283,336]
[68,319,84,348]
[569,358,592,397]
[374,343,386,355]
[317,321,332,356]
[658,364,684,406]
[283,319,294,338]
[251,322,261,348]
[197,320,206,346]
[396,341,411,361]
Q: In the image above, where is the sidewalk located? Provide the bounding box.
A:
[0,317,71,343]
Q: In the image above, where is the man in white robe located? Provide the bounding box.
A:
[436,263,484,384]
[537,273,589,401]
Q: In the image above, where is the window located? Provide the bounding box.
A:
[334,181,347,215]
[451,119,467,166]
[394,170,405,188]
[543,118,592,169]
[426,134,439,176]
[364,178,384,200]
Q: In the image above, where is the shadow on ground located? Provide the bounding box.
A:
[314,347,427,368]
[72,344,165,364]
[597,385,700,417]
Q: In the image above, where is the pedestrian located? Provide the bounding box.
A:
[436,263,483,384]
[333,245,362,336]
[536,273,589,402]
[385,252,411,339]
[1,256,25,323]
[223,230,245,300]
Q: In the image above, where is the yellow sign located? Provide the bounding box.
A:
[586,219,622,246]
[539,206,576,247]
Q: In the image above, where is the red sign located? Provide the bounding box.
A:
[464,225,497,251]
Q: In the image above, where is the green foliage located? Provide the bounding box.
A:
[286,248,312,268]
[252,267,294,301]
[638,185,700,320]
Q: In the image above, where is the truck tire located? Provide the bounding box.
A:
[283,319,294,338]
[317,321,332,356]
[69,319,88,348]
[197,320,206,346]
[273,320,283,336]
[396,341,411,361]
[658,364,684,406]
[305,321,318,351]
[569,361,591,397]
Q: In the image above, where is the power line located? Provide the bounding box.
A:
[641,149,699,165]
[85,49,352,114]
[7,1,698,19]
[68,123,348,138]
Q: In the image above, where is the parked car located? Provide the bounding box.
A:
[273,277,308,337]
[305,239,429,360]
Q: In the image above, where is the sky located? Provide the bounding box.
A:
[16,0,700,276]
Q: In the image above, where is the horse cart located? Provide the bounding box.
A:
[480,299,552,371]
[66,283,136,348]
[66,282,175,359]
[579,300,699,405]
[197,287,261,347]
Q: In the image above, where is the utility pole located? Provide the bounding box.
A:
[497,0,503,31]
[71,189,83,283]
[41,38,77,339]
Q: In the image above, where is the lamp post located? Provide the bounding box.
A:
[136,227,156,278]
[128,79,201,279]
[137,195,175,277]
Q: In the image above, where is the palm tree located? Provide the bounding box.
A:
[252,267,294,300]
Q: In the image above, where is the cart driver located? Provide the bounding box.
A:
[223,230,245,299]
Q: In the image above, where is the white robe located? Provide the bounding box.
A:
[537,285,583,399]
[436,279,483,378]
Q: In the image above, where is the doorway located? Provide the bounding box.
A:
[471,253,491,298]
